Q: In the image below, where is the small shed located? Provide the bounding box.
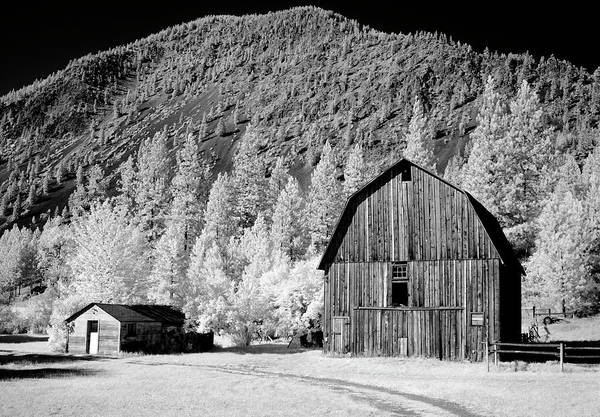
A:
[65,303,185,355]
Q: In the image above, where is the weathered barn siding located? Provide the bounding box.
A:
[352,307,463,359]
[329,165,500,263]
[68,307,120,355]
[325,259,501,360]
[321,160,522,361]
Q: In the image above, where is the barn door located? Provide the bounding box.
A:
[86,320,99,354]
[332,316,350,353]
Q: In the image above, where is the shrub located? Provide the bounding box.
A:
[19,290,55,334]
[0,306,28,334]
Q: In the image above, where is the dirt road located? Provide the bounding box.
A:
[1,337,599,416]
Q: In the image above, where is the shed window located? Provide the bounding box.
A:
[126,323,137,337]
[391,262,409,306]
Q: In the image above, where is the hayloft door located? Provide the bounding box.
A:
[87,320,99,354]
[332,316,350,353]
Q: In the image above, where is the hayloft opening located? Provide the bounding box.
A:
[401,167,412,181]
[391,262,409,306]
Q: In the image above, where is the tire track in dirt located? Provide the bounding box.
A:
[128,360,482,417]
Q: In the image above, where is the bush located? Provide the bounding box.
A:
[0,306,28,334]
[47,295,87,352]
[19,290,55,334]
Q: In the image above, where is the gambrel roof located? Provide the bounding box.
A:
[318,158,524,274]
[65,303,185,325]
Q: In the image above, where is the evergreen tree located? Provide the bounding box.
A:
[461,76,507,218]
[0,192,7,218]
[203,173,238,248]
[198,114,208,139]
[25,183,36,207]
[305,141,342,252]
[42,173,49,196]
[11,193,21,222]
[403,97,435,171]
[343,144,367,197]
[134,133,172,238]
[231,126,268,229]
[583,147,600,227]
[148,221,186,306]
[215,117,225,137]
[265,157,290,220]
[495,80,552,227]
[116,156,137,211]
[183,233,230,332]
[443,154,465,186]
[75,164,84,188]
[86,165,105,202]
[55,163,63,186]
[272,177,306,261]
[525,175,588,310]
[169,133,211,251]
[238,213,273,280]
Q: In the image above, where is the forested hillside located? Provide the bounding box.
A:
[1,7,599,345]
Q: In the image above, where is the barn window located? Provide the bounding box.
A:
[401,167,411,182]
[391,262,409,306]
[126,323,137,337]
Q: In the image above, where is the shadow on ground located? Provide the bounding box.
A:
[0,335,49,343]
[216,343,318,355]
[0,352,104,366]
[0,367,100,380]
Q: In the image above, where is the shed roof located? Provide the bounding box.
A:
[65,303,185,325]
[317,158,524,274]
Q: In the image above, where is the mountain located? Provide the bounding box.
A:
[1,6,599,232]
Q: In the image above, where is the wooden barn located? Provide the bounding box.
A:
[65,303,186,355]
[319,158,523,361]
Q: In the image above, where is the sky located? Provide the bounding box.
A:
[0,1,596,95]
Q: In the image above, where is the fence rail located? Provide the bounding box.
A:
[486,341,600,372]
[521,306,576,319]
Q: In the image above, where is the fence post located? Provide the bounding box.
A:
[494,343,499,367]
[485,341,489,372]
[559,343,564,372]
[532,305,536,318]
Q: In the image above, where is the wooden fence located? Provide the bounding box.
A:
[487,342,600,372]
[3,278,46,300]
[521,305,576,321]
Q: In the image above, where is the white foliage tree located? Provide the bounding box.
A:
[67,202,150,303]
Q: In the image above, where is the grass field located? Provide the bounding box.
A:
[1,335,599,416]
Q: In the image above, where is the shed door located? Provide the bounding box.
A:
[87,320,99,354]
[332,316,350,353]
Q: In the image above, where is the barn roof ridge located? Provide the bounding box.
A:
[65,302,185,324]
[317,158,524,274]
